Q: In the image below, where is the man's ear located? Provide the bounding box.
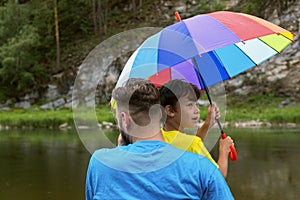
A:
[120,112,130,129]
[165,105,175,118]
[159,106,162,119]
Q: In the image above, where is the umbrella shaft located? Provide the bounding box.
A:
[192,57,224,134]
[216,119,224,133]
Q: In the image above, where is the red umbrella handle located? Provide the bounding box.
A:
[221,133,238,162]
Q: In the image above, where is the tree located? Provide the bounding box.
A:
[92,0,111,40]
[0,25,45,98]
[0,1,28,45]
[97,0,102,40]
[0,1,46,99]
[93,0,97,34]
[132,0,136,22]
[53,0,60,72]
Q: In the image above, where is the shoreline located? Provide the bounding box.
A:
[224,120,300,128]
[1,120,299,131]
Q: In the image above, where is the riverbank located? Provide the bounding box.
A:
[0,104,115,130]
[0,95,299,130]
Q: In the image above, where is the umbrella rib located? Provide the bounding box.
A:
[192,56,224,133]
[277,32,295,43]
[233,43,258,67]
[191,58,205,90]
[257,36,289,54]
[211,50,232,80]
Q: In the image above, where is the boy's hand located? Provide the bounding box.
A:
[205,103,220,128]
[219,136,234,155]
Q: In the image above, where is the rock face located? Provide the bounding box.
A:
[72,27,161,107]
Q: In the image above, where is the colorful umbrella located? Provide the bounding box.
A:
[114,11,295,161]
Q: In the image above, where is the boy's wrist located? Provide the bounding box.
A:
[202,120,211,128]
[219,150,229,157]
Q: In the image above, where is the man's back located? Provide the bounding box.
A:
[86,141,234,200]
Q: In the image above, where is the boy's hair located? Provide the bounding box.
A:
[112,78,160,126]
[159,79,201,110]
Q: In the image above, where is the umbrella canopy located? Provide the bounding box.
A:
[113,11,295,162]
[116,11,294,89]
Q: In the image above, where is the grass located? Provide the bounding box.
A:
[0,108,72,128]
[0,94,299,129]
[211,94,300,124]
[0,104,114,129]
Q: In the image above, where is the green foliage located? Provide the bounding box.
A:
[0,104,115,128]
[239,0,260,16]
[0,24,45,97]
[0,1,46,98]
[194,0,226,14]
[57,0,93,40]
[0,0,95,100]
[0,108,73,128]
[225,94,300,124]
[234,0,296,17]
[0,1,29,44]
[198,94,300,125]
[96,104,116,123]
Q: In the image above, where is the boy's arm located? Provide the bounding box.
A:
[196,103,220,141]
[217,150,229,178]
[217,136,234,178]
[196,120,210,141]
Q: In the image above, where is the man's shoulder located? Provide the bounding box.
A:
[93,147,116,155]
[91,147,123,163]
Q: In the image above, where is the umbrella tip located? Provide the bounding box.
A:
[175,11,181,22]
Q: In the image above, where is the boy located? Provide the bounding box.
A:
[159,79,234,178]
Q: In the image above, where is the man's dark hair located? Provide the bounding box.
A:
[159,79,201,110]
[112,78,160,126]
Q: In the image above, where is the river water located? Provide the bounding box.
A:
[0,127,299,200]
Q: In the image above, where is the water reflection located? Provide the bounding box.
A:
[0,129,91,200]
[0,128,299,200]
[223,128,300,200]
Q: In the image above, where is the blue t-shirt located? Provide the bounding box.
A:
[86,140,234,200]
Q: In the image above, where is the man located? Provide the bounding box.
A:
[86,78,234,199]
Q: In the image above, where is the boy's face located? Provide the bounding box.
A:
[174,95,200,129]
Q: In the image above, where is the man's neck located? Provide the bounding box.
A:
[133,130,165,143]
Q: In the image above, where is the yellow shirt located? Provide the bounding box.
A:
[161,128,218,167]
